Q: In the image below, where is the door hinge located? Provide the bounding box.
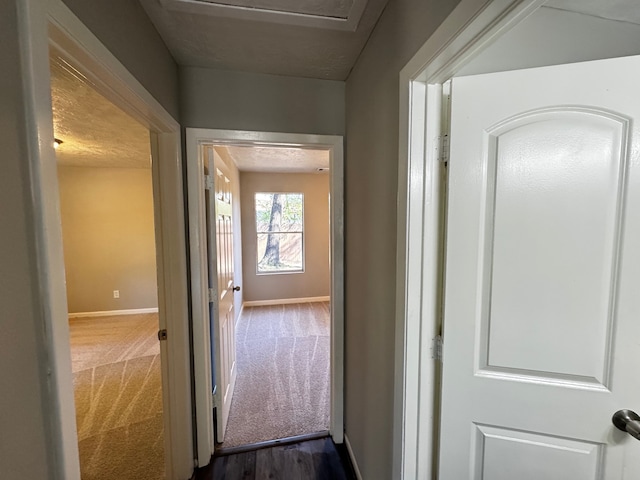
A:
[432,334,443,361]
[157,329,168,341]
[208,287,215,303]
[204,174,214,191]
[438,134,450,164]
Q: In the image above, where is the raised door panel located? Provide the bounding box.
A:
[477,109,628,388]
[474,425,603,480]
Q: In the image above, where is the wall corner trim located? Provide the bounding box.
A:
[242,296,330,307]
[68,307,159,318]
[344,434,363,480]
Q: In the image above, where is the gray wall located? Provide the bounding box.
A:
[1,1,180,477]
[459,6,640,77]
[1,3,54,478]
[240,172,330,302]
[344,0,460,477]
[61,0,180,120]
[180,67,345,135]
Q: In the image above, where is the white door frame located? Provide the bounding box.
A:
[393,0,552,478]
[186,128,344,466]
[19,1,193,478]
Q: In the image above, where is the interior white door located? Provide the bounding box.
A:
[439,55,640,479]
[204,147,238,443]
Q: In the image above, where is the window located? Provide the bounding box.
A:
[255,192,304,274]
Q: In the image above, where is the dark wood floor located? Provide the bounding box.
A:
[194,437,356,480]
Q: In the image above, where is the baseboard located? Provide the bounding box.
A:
[243,296,330,307]
[68,307,159,318]
[344,434,363,480]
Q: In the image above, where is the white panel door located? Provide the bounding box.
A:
[204,147,237,443]
[439,55,640,479]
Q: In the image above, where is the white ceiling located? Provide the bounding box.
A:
[217,145,330,173]
[138,0,389,80]
[50,56,151,169]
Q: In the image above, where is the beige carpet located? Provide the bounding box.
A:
[69,313,165,480]
[221,302,331,447]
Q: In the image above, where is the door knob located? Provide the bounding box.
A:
[232,285,241,292]
[612,409,640,440]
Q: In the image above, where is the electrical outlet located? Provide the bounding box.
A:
[113,290,120,299]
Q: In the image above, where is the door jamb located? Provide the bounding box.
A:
[20,1,193,478]
[393,0,547,478]
[186,128,345,466]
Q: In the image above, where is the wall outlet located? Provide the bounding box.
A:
[113,290,120,299]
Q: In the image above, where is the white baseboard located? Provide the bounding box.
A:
[344,434,363,480]
[68,307,159,318]
[243,296,330,307]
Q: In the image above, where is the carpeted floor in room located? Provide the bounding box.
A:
[221,301,331,448]
[69,313,165,480]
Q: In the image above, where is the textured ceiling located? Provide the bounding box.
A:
[139,0,389,80]
[218,145,330,173]
[546,0,640,25]
[50,56,151,169]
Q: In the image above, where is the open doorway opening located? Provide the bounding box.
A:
[186,129,344,466]
[217,145,332,449]
[20,5,192,477]
[50,52,165,479]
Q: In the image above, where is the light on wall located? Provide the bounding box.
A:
[54,138,63,149]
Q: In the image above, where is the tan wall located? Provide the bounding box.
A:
[344,0,461,477]
[240,172,330,302]
[57,166,158,313]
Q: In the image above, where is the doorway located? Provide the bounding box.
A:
[186,129,344,466]
[18,3,193,477]
[395,0,640,477]
[50,52,165,479]
[219,145,332,449]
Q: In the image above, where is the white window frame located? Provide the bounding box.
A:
[255,191,305,275]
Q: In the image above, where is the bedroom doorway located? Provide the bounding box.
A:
[218,145,333,449]
[186,129,344,466]
[50,51,165,480]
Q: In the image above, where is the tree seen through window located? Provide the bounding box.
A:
[255,193,304,273]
